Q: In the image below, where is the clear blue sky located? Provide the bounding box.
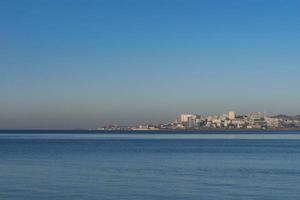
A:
[0,0,299,129]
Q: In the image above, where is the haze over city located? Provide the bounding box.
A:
[0,0,300,129]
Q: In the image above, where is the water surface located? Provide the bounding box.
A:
[0,131,300,200]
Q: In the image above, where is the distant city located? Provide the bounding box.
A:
[97,112,300,131]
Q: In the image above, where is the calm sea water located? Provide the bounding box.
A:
[1,131,300,200]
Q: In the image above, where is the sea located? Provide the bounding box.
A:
[1,130,300,200]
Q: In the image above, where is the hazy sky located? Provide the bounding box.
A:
[0,0,300,129]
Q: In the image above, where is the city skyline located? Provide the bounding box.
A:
[1,0,300,129]
[101,111,300,130]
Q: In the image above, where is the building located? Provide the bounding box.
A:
[231,120,246,129]
[228,111,236,120]
[179,113,201,128]
[180,114,198,122]
[265,117,280,128]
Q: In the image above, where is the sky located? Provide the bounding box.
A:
[0,0,300,129]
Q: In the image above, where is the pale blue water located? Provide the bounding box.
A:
[1,131,300,200]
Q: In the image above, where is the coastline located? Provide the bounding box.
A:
[0,128,300,134]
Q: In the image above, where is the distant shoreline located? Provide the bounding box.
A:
[0,128,300,133]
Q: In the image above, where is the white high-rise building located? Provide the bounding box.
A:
[180,114,197,122]
[228,111,236,120]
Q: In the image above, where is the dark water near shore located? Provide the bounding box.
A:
[1,131,300,200]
